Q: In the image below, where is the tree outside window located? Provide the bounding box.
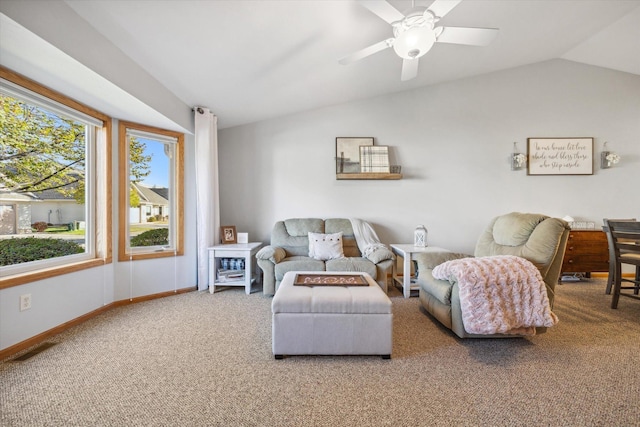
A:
[0,69,111,286]
[0,94,89,267]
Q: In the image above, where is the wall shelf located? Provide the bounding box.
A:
[336,173,402,180]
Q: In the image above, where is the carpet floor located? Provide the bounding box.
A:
[1,278,639,426]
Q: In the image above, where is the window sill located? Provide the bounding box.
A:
[118,250,184,262]
[0,258,109,289]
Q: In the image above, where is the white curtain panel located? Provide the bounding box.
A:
[194,107,220,291]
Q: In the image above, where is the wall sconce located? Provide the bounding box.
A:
[511,142,527,171]
[600,141,620,169]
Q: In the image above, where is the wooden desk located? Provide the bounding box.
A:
[561,230,609,277]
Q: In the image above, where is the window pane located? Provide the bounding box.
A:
[0,94,89,268]
[128,136,172,249]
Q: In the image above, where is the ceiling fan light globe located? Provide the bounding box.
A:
[392,26,435,59]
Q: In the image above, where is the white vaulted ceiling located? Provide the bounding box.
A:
[1,0,639,130]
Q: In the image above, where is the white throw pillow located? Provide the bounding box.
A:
[308,232,344,261]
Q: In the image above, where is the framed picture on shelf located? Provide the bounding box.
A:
[336,137,373,174]
[527,137,594,175]
[359,145,390,173]
[220,225,237,244]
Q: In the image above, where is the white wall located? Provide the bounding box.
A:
[0,265,114,350]
[218,59,640,254]
[0,1,192,132]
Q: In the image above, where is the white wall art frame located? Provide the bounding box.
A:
[527,137,594,175]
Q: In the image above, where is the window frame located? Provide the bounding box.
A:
[0,66,112,289]
[118,121,184,261]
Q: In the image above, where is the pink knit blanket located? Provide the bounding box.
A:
[432,255,558,335]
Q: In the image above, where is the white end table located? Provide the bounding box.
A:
[208,242,263,294]
[390,244,448,298]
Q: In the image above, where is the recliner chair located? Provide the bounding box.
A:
[415,212,570,338]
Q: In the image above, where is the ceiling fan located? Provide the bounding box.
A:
[339,0,499,81]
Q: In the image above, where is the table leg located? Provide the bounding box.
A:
[209,253,216,294]
[403,253,411,298]
[245,255,251,295]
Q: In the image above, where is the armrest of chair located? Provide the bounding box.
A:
[413,250,471,271]
[256,245,286,264]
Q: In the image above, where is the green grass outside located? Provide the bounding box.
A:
[38,225,163,236]
[34,223,166,237]
[42,227,85,235]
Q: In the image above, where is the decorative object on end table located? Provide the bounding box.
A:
[600,141,620,169]
[527,137,593,175]
[414,225,428,247]
[220,225,237,244]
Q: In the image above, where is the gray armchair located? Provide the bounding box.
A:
[415,212,570,338]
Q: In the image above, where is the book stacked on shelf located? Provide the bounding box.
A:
[217,269,245,282]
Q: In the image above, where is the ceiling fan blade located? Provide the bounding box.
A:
[401,58,419,81]
[358,0,405,24]
[427,0,462,19]
[339,39,393,65]
[436,27,498,46]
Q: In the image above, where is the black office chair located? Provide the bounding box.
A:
[606,220,640,309]
[603,218,637,294]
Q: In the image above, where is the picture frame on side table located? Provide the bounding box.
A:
[220,225,237,244]
[336,137,374,174]
[527,137,594,175]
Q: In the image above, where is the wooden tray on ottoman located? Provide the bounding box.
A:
[293,273,370,287]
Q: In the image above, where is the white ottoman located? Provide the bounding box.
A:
[272,271,393,359]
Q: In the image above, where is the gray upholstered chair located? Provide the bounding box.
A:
[415,212,570,338]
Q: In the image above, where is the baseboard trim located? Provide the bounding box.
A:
[0,286,196,360]
[111,287,195,307]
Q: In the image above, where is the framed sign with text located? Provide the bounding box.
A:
[527,137,593,175]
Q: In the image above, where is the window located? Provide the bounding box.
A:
[0,68,111,287]
[118,121,183,261]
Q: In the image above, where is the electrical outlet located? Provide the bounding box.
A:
[20,294,32,311]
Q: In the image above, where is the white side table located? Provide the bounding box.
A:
[390,244,448,298]
[208,242,263,294]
